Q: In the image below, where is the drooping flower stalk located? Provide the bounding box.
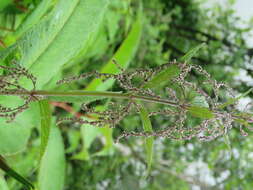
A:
[0,61,252,141]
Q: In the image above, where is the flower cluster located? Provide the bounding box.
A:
[57,60,253,142]
[0,62,36,122]
[0,60,252,141]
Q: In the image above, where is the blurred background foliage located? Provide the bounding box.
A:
[0,0,253,189]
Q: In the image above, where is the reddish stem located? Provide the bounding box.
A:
[49,101,96,119]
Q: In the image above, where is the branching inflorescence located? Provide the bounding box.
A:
[56,60,253,142]
[0,62,37,122]
[0,60,252,141]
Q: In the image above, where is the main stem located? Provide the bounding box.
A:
[0,90,179,107]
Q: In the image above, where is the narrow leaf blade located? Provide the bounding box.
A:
[39,100,51,160]
[139,105,153,175]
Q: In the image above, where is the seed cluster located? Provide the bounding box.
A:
[57,60,253,142]
[0,62,37,122]
[0,60,252,141]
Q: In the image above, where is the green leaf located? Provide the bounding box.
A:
[39,100,51,160]
[0,155,34,190]
[0,0,108,156]
[1,0,109,89]
[180,43,206,63]
[73,124,100,160]
[38,126,65,190]
[0,102,40,155]
[0,176,9,190]
[14,0,55,39]
[187,106,214,119]
[0,0,11,12]
[65,130,80,153]
[0,120,30,155]
[218,88,252,109]
[95,126,114,156]
[143,64,181,89]
[139,105,153,175]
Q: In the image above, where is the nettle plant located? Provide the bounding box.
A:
[1,59,253,140]
[0,57,253,189]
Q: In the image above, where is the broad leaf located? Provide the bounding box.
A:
[0,0,108,155]
[14,0,55,39]
[38,126,65,190]
[0,120,30,155]
[0,102,40,155]
[1,0,109,89]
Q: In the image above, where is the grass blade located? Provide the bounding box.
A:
[139,105,154,175]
